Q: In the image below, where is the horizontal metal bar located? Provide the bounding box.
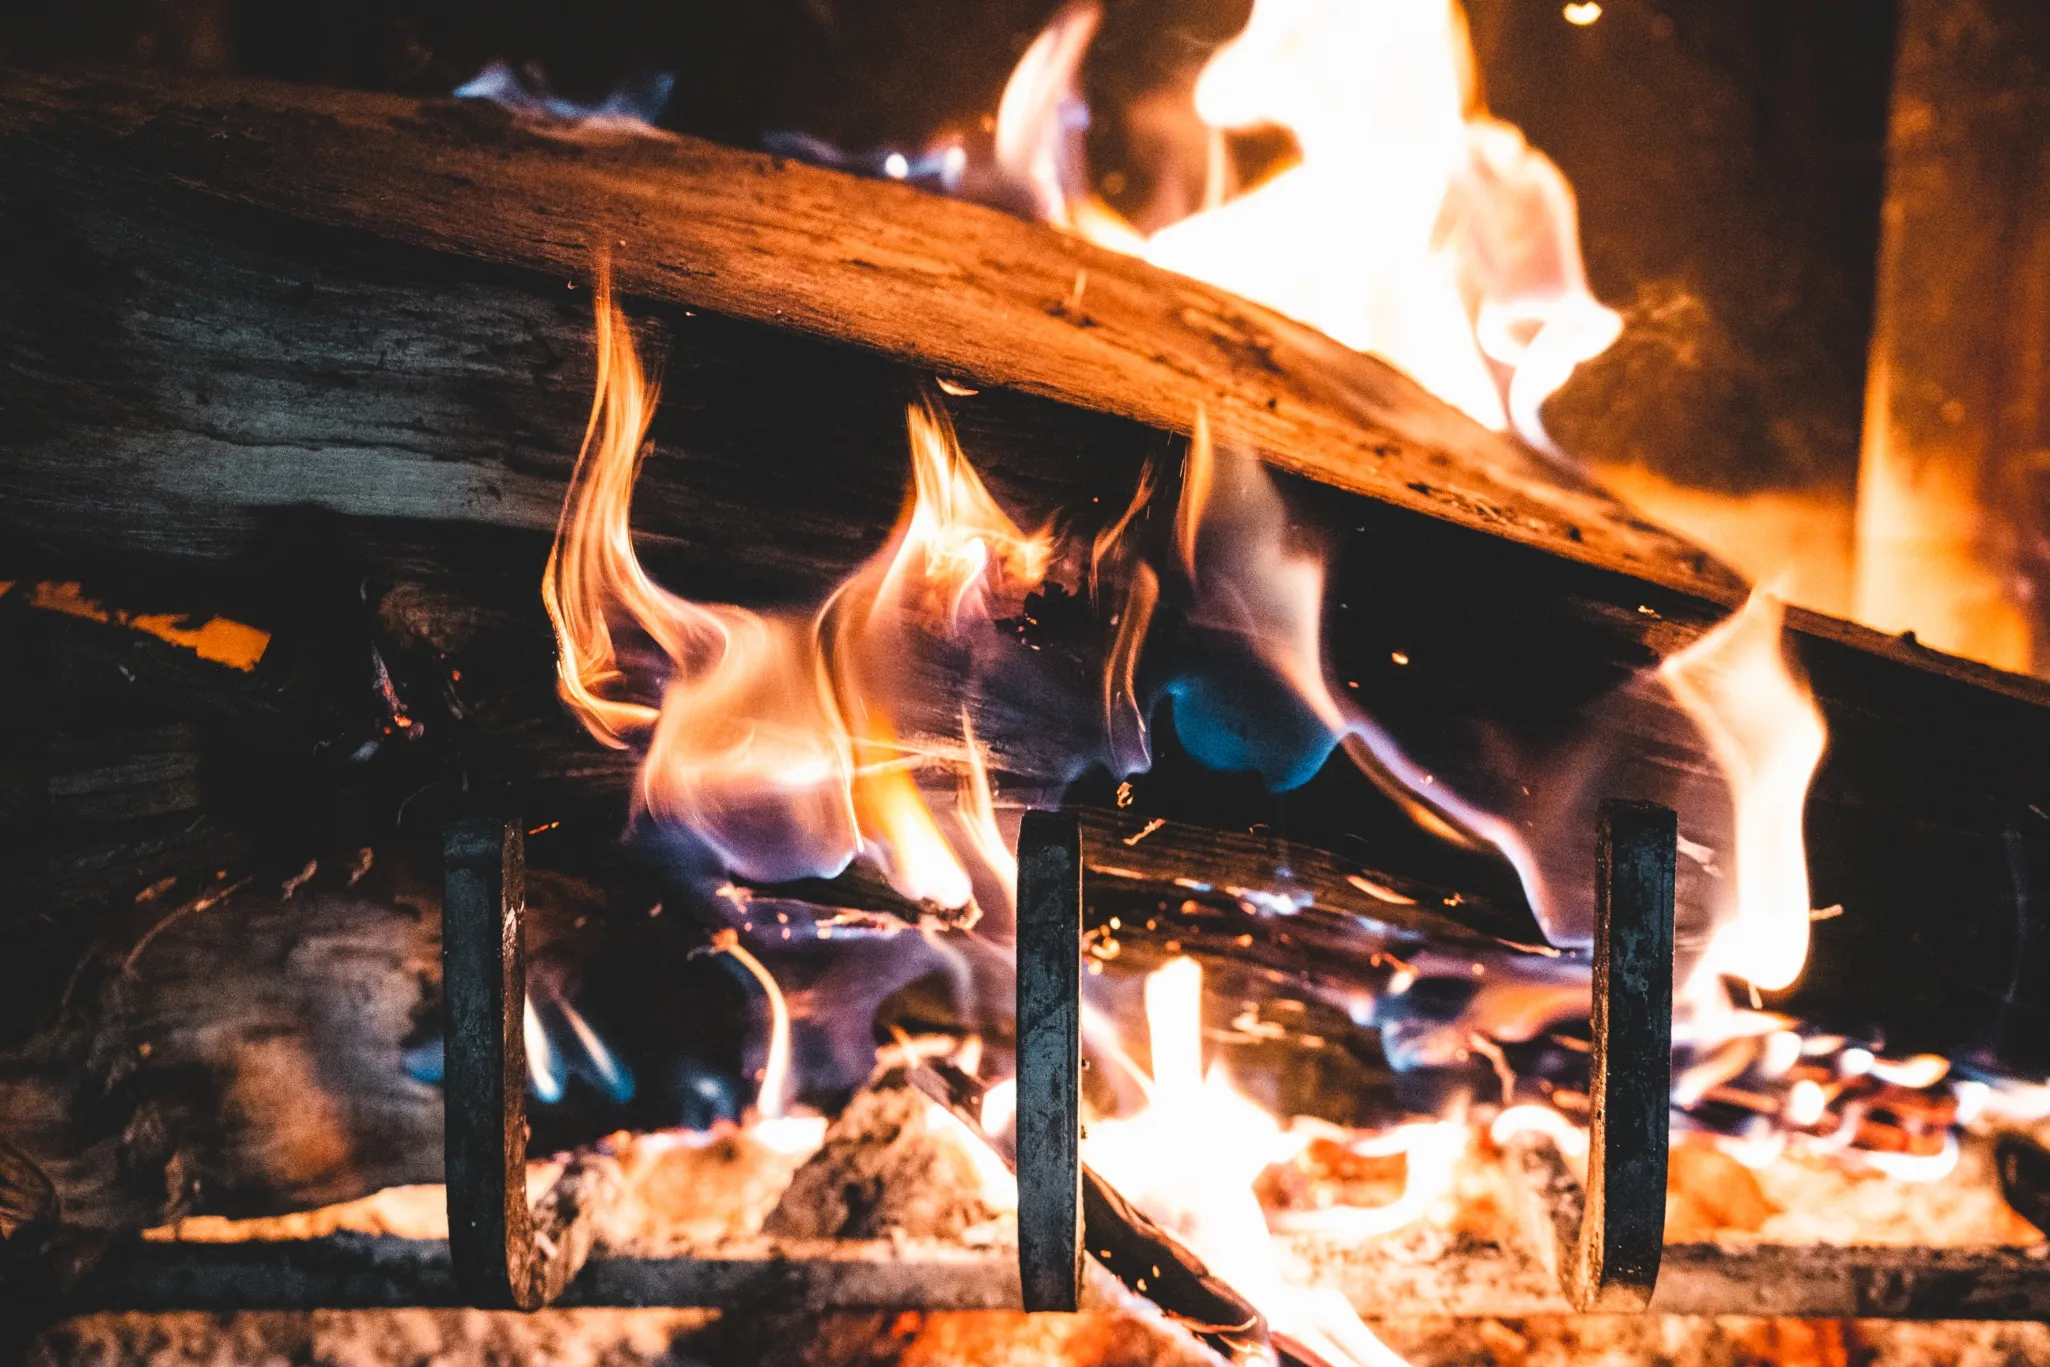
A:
[61,1232,2050,1320]
[65,1236,1018,1314]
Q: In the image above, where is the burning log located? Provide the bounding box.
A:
[10,62,2050,1283]
[4,66,2049,1066]
[0,68,1717,593]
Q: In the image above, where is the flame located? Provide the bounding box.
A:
[955,709,1018,905]
[1661,592,1828,995]
[1174,408,1214,581]
[1264,1120,1468,1238]
[1000,0,1619,448]
[1086,958,1410,1367]
[522,998,565,1103]
[711,929,793,1119]
[556,993,636,1103]
[1082,412,1554,919]
[993,2,1099,225]
[544,264,1050,908]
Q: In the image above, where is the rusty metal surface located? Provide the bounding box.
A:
[441,817,594,1311]
[1539,799,1677,1312]
[1014,810,1084,1314]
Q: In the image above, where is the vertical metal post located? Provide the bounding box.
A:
[443,816,590,1311]
[1568,798,1677,1311]
[1997,1132,2050,1237]
[1015,810,1083,1313]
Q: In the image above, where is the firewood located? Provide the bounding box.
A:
[0,68,1728,597]
[7,65,2050,1248]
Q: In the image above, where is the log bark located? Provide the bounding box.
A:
[0,66,1731,597]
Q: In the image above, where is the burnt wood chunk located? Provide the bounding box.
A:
[441,817,595,1310]
[1014,811,1083,1314]
[1569,799,1676,1311]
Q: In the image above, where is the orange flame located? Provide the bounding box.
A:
[1001,0,1619,449]
[711,929,793,1119]
[1661,592,1828,995]
[544,263,1050,908]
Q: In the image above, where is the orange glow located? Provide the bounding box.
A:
[1562,2,1602,25]
[1853,419,2031,673]
[1003,0,1619,449]
[544,263,1053,909]
[1595,465,1856,620]
[16,580,269,671]
[1661,592,1828,995]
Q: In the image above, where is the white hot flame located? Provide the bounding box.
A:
[1661,592,1828,997]
[1004,0,1620,449]
[1085,958,1410,1367]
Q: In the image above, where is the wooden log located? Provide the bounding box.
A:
[0,67,1728,597]
[2,66,2049,1061]
[8,65,2050,1246]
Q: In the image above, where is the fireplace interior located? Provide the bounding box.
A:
[6,3,2050,1366]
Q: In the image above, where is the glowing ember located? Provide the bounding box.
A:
[1660,592,1828,997]
[5,580,270,671]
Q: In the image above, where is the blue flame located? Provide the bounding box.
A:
[455,63,674,129]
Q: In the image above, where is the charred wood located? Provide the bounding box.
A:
[6,66,2050,1252]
